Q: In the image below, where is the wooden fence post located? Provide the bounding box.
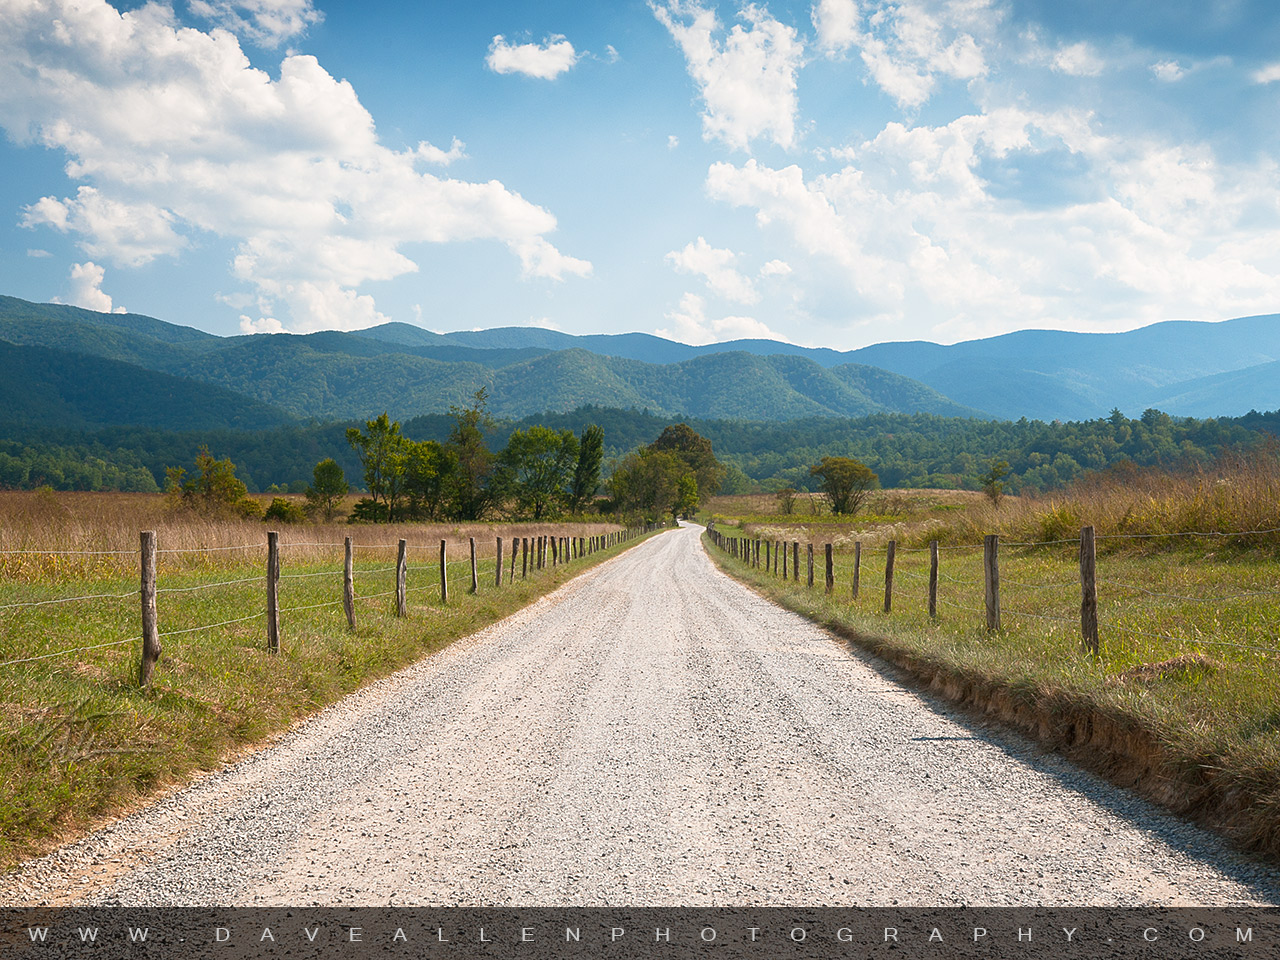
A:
[552,536,559,566]
[984,534,1001,633]
[495,537,504,587]
[396,538,408,617]
[343,536,356,631]
[792,541,799,583]
[852,541,861,600]
[807,543,814,588]
[440,539,448,604]
[469,537,478,594]
[773,540,779,576]
[883,540,896,613]
[825,543,834,594]
[765,540,771,572]
[138,530,160,686]
[928,540,939,620]
[522,538,529,578]
[267,530,280,653]
[1080,525,1099,655]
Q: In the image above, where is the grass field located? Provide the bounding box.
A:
[0,490,650,870]
[702,457,1280,855]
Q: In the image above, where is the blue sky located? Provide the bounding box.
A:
[1,0,1278,350]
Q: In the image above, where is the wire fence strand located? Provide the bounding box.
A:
[0,636,139,668]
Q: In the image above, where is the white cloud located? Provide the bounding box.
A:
[486,34,579,80]
[26,248,52,258]
[413,137,467,166]
[1051,41,1105,77]
[668,135,680,149]
[1151,60,1185,82]
[705,108,1280,338]
[655,292,785,344]
[56,261,126,313]
[760,258,792,276]
[665,236,759,303]
[0,0,591,333]
[651,1,804,151]
[188,0,321,48]
[812,0,860,53]
[816,0,993,109]
[1252,63,1280,84]
[240,314,284,334]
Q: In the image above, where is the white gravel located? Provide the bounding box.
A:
[5,522,1280,907]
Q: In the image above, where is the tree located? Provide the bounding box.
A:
[403,439,452,520]
[981,458,1010,506]
[569,424,605,512]
[501,426,579,519]
[674,473,699,519]
[607,449,687,521]
[775,485,798,515]
[345,413,406,522]
[264,497,306,524]
[650,423,725,497]
[165,446,255,517]
[304,458,348,521]
[809,456,878,515]
[444,389,498,520]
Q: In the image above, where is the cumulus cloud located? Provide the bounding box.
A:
[665,236,759,303]
[1253,63,1280,84]
[0,0,590,333]
[705,107,1280,337]
[188,0,321,48]
[1051,41,1105,77]
[654,292,785,344]
[812,0,992,109]
[486,34,579,79]
[1151,60,1186,82]
[56,261,126,313]
[812,0,860,53]
[760,258,792,276]
[651,0,804,150]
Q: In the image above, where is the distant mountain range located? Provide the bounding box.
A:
[0,294,1276,429]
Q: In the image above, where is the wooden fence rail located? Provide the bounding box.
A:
[708,523,1107,656]
[117,522,666,686]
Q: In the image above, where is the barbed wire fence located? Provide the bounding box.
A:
[1,523,666,684]
[706,523,1280,662]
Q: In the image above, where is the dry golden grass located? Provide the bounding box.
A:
[0,490,624,583]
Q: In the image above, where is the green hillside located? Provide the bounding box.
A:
[0,340,294,431]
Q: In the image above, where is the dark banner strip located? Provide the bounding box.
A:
[2,908,1276,959]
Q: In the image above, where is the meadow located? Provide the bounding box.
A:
[703,454,1280,857]
[0,490,643,869]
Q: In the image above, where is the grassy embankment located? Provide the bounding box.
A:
[703,458,1280,857]
[0,490,656,871]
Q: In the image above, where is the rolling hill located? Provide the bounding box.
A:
[1,294,1276,425]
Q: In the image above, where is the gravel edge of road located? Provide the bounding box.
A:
[700,530,1280,869]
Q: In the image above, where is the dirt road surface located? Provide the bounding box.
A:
[6,523,1280,906]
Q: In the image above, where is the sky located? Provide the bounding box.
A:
[1,0,1279,350]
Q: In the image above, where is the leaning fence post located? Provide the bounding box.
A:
[852,541,861,600]
[439,539,448,604]
[511,538,518,580]
[343,536,356,631]
[396,538,408,617]
[807,543,814,588]
[884,540,896,613]
[495,537,504,587]
[825,544,834,594]
[1080,526,1099,655]
[928,540,939,619]
[267,531,281,651]
[470,537,478,593]
[139,530,160,686]
[984,534,1001,632]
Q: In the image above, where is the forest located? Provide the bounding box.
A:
[1,405,1278,500]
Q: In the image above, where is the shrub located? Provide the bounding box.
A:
[263,497,305,524]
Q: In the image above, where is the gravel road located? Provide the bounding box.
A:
[6,522,1280,907]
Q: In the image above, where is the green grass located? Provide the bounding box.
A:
[0,529,662,870]
[706,525,1280,853]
